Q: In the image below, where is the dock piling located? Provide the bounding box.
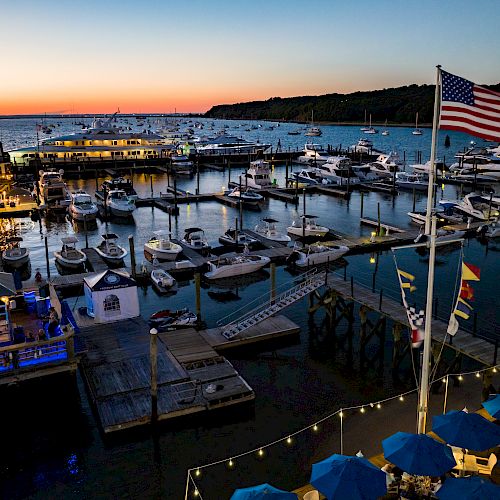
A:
[150,327,158,424]
[128,235,136,277]
[44,236,51,280]
[270,262,276,302]
[195,272,201,323]
[360,191,364,218]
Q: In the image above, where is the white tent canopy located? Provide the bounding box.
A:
[84,269,139,323]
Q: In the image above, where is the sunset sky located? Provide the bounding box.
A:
[1,0,499,115]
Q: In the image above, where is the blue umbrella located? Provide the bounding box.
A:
[436,476,500,499]
[483,394,500,419]
[230,483,298,500]
[310,454,387,500]
[433,410,500,451]
[382,432,456,476]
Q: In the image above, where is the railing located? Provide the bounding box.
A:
[216,269,320,327]
[0,330,75,376]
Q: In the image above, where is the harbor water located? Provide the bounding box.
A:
[0,118,498,499]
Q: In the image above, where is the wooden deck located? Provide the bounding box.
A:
[82,248,109,272]
[77,316,257,433]
[325,273,497,366]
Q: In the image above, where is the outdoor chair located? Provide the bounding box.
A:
[476,453,497,475]
[303,490,319,500]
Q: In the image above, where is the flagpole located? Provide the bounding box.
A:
[424,65,442,235]
[417,214,437,434]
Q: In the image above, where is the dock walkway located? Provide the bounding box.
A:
[82,248,108,273]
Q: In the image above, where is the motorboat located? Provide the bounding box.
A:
[410,160,444,178]
[36,168,71,211]
[150,268,176,293]
[414,229,465,245]
[477,222,500,238]
[149,308,197,330]
[440,193,500,221]
[239,160,277,189]
[291,242,349,267]
[182,227,210,252]
[2,237,30,268]
[54,236,87,269]
[219,228,258,247]
[101,177,138,200]
[297,143,331,165]
[144,230,182,261]
[368,154,401,178]
[351,138,384,155]
[287,215,329,237]
[350,164,378,182]
[227,188,264,206]
[254,218,291,243]
[292,169,323,185]
[69,190,98,221]
[104,189,136,217]
[407,210,462,226]
[205,254,271,279]
[94,233,128,264]
[314,157,361,185]
[395,172,428,191]
[170,153,194,175]
[412,112,423,135]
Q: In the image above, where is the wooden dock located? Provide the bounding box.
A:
[324,272,497,366]
[82,248,109,273]
[75,312,301,433]
[360,217,407,234]
[241,229,288,249]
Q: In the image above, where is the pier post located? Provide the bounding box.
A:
[195,272,201,323]
[128,235,136,277]
[228,159,231,186]
[150,174,154,198]
[44,236,51,280]
[285,159,289,187]
[270,262,276,303]
[95,168,98,191]
[84,215,89,249]
[360,191,364,218]
[196,160,200,196]
[173,176,178,216]
[412,188,416,212]
[377,202,381,236]
[302,188,306,216]
[150,327,158,424]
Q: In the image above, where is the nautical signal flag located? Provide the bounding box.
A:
[440,70,500,142]
[397,269,417,292]
[462,262,481,281]
[447,259,480,336]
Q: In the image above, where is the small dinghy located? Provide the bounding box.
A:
[149,308,197,330]
[95,233,128,264]
[219,228,257,247]
[290,242,349,267]
[287,215,329,238]
[54,236,87,270]
[150,268,176,293]
[2,237,30,268]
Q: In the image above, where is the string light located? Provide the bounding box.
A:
[186,363,500,500]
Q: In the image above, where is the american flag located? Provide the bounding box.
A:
[440,70,500,142]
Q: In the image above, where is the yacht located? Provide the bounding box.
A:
[205,254,271,279]
[253,218,291,243]
[182,228,210,252]
[195,134,271,156]
[54,237,87,270]
[9,112,173,166]
[440,193,500,221]
[69,191,98,221]
[2,237,30,268]
[144,230,182,261]
[287,215,329,237]
[226,188,264,207]
[292,169,323,185]
[36,168,71,210]
[411,160,445,178]
[102,189,136,217]
[368,154,401,178]
[94,234,128,264]
[314,157,361,185]
[101,177,137,200]
[291,242,349,267]
[350,164,378,182]
[297,143,331,165]
[412,112,423,135]
[239,160,276,189]
[219,228,258,247]
[395,172,428,191]
[170,153,194,175]
[351,138,384,155]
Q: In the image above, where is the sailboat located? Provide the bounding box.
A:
[364,114,378,134]
[305,110,322,137]
[360,109,369,131]
[382,119,390,136]
[412,112,423,135]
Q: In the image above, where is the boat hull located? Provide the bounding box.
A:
[144,243,181,261]
[69,208,98,221]
[295,246,349,267]
[205,256,270,279]
[95,246,128,263]
[287,226,329,237]
[54,252,87,269]
[2,252,30,268]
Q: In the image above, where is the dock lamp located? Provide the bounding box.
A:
[370,231,376,243]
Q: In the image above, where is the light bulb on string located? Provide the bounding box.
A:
[360,407,366,414]
[313,424,319,432]
[195,468,201,477]
[399,395,404,402]
[475,372,480,378]
[339,411,344,418]
[286,436,293,445]
[194,489,199,497]
[258,448,264,458]
[376,403,382,409]
[493,367,497,373]
[458,375,463,381]
[228,458,234,468]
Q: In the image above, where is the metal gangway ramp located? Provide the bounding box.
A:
[218,269,325,340]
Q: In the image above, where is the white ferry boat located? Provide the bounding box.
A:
[9,112,173,166]
[195,135,271,156]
